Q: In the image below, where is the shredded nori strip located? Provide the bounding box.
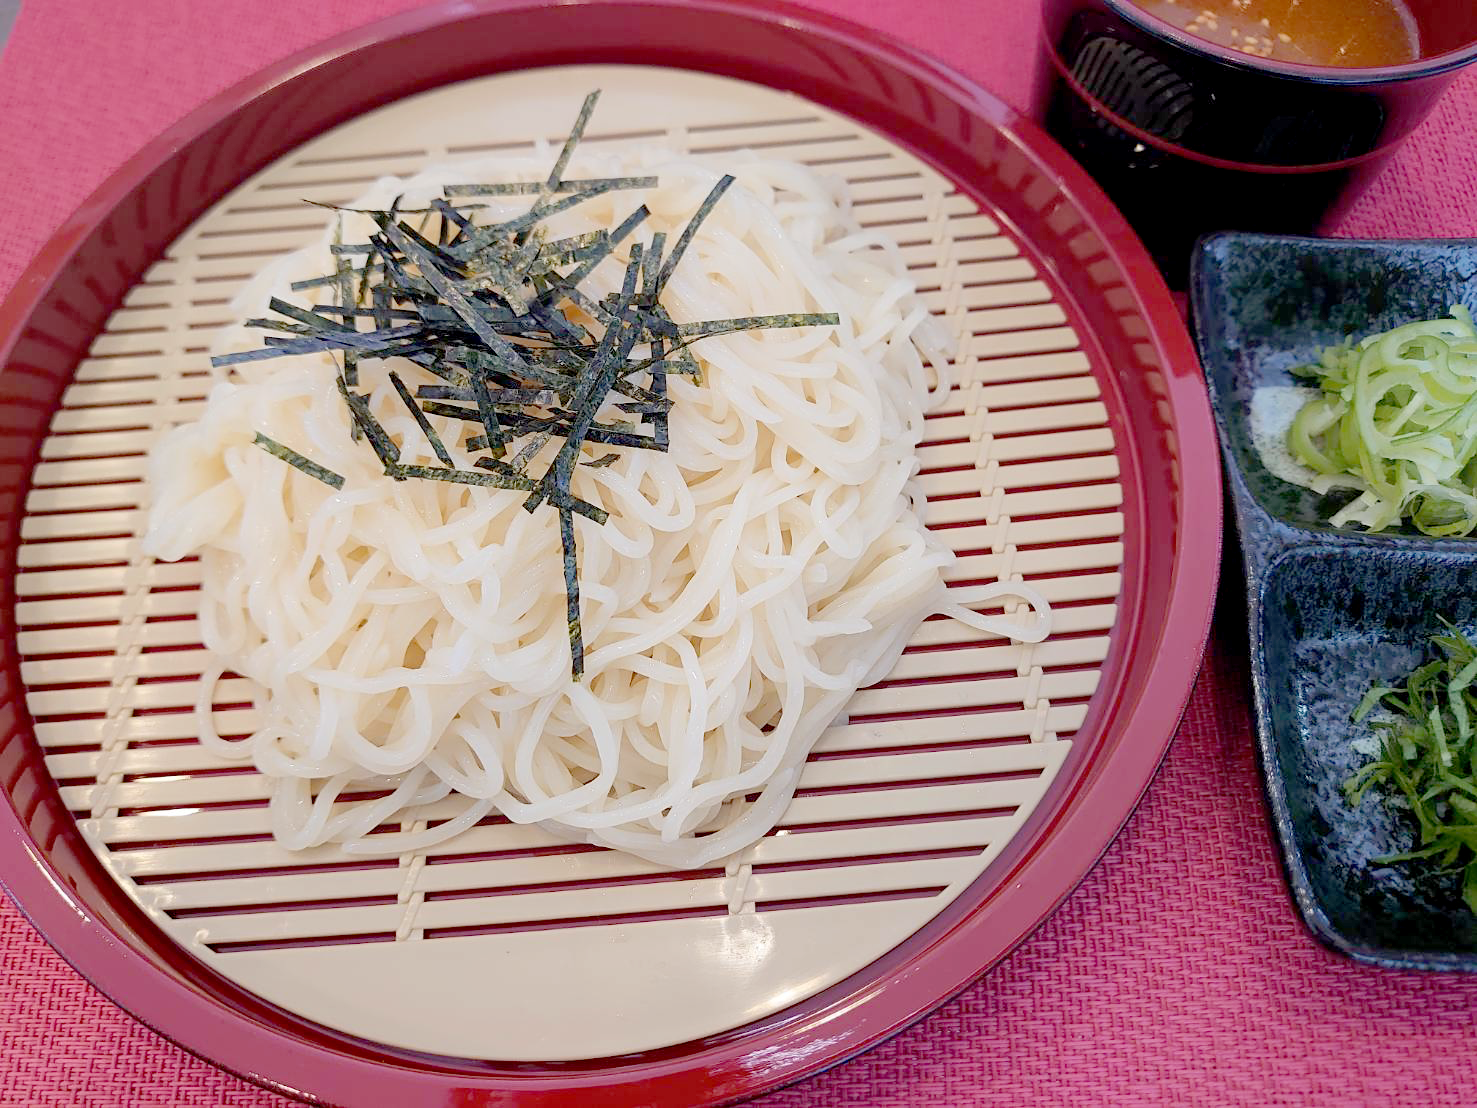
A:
[335,377,400,471]
[253,433,345,489]
[523,246,644,514]
[226,90,841,678]
[643,232,668,296]
[267,296,353,334]
[302,304,422,323]
[443,176,658,197]
[613,399,672,415]
[211,325,420,367]
[417,384,561,408]
[677,312,841,338]
[384,461,531,488]
[653,175,734,296]
[331,216,360,389]
[243,318,319,337]
[471,371,508,458]
[510,429,555,472]
[455,185,624,255]
[422,401,519,422]
[305,199,488,216]
[390,461,607,523]
[388,370,454,467]
[465,424,664,453]
[429,197,477,238]
[547,91,599,190]
[558,204,650,290]
[359,195,402,308]
[559,505,583,677]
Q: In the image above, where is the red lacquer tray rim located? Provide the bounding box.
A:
[0,1,1221,1104]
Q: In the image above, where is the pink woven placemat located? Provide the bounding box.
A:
[3,3,1477,1106]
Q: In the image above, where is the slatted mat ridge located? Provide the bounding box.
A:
[14,66,1123,1061]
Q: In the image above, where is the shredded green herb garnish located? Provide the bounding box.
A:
[220,90,839,678]
[1286,305,1477,536]
[1344,620,1477,914]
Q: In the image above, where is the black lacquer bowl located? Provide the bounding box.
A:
[1192,233,1477,970]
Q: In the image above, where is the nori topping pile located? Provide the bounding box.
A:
[227,91,838,677]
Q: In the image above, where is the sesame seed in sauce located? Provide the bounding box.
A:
[1133,0,1422,68]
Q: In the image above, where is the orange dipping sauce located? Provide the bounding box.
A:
[1132,0,1421,66]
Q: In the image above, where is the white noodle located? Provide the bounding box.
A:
[143,151,1051,869]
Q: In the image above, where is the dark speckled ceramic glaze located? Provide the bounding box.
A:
[1192,233,1477,970]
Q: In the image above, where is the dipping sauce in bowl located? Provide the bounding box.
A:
[1036,0,1477,284]
[1132,0,1421,67]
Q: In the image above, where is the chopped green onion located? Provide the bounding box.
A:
[1345,621,1477,914]
[1286,306,1477,536]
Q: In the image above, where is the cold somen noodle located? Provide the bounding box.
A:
[143,150,1051,869]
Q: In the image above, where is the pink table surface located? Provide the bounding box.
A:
[3,2,1477,1106]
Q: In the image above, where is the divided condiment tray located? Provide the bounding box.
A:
[1191,232,1477,970]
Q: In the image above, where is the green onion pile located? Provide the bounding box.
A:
[1345,621,1477,914]
[1287,305,1477,536]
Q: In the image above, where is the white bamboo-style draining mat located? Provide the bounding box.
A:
[15,66,1123,1060]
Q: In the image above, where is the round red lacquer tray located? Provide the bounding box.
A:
[0,1,1219,1104]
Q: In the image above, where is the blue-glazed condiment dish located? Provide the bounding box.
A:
[1192,232,1477,970]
